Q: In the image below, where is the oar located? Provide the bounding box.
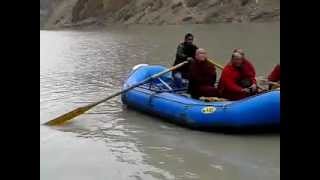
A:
[44,61,189,126]
[207,58,269,91]
[207,58,224,70]
[257,77,280,87]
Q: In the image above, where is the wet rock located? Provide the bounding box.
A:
[171,2,183,10]
[185,0,200,7]
[182,16,193,22]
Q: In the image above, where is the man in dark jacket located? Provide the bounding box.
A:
[172,33,198,87]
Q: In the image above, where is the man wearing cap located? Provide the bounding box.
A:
[172,33,198,88]
[218,49,257,100]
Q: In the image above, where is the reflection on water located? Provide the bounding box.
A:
[41,23,279,180]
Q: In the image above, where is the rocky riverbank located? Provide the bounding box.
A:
[40,0,280,29]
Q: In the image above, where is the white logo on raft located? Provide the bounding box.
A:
[201,106,216,114]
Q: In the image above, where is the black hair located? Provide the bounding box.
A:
[185,33,194,40]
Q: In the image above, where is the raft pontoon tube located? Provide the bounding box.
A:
[121,65,280,131]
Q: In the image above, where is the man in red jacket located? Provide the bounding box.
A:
[218,49,257,100]
[188,48,219,99]
[268,64,280,89]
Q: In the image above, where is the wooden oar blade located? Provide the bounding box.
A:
[44,105,93,126]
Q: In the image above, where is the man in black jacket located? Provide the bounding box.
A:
[172,33,198,88]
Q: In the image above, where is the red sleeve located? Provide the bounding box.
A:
[268,64,280,82]
[220,66,243,93]
[243,59,257,84]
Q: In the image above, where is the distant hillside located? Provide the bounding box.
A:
[40,0,280,29]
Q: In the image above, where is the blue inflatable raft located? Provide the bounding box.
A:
[121,65,280,132]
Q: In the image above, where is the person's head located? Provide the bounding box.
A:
[233,48,244,54]
[233,48,245,57]
[195,48,207,62]
[184,33,194,45]
[231,52,244,67]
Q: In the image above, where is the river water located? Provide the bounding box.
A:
[40,22,280,180]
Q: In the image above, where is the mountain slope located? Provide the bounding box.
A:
[40,0,280,29]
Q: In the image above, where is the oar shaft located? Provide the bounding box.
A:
[267,81,280,86]
[256,77,280,86]
[207,58,224,70]
[44,61,190,126]
[92,61,188,107]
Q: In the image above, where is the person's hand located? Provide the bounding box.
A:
[249,84,257,92]
[182,79,189,84]
[241,88,250,94]
[173,72,182,79]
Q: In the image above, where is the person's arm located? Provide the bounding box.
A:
[268,65,280,82]
[173,44,187,66]
[191,45,199,59]
[223,76,244,93]
[176,44,187,60]
[220,69,243,93]
[244,59,257,84]
[209,64,217,84]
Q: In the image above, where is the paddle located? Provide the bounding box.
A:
[256,77,280,88]
[44,61,189,126]
[207,58,224,70]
